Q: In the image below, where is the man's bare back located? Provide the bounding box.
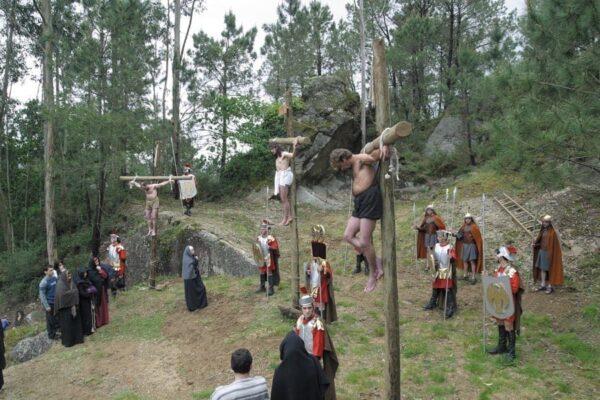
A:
[350,149,384,196]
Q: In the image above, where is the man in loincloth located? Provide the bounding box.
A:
[270,138,298,226]
[329,145,389,293]
[130,177,173,236]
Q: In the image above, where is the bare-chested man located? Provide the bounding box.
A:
[330,146,389,293]
[129,178,172,236]
[270,138,298,226]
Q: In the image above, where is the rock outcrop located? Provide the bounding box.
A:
[425,116,465,156]
[110,222,256,287]
[294,75,364,184]
[10,332,54,363]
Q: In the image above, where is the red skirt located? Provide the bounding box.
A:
[432,278,453,289]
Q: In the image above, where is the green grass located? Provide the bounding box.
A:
[582,304,599,324]
[552,332,598,365]
[94,312,166,342]
[191,390,213,399]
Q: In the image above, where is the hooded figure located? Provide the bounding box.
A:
[1,317,6,391]
[76,267,97,336]
[88,257,110,328]
[54,270,84,347]
[182,246,208,311]
[271,331,330,400]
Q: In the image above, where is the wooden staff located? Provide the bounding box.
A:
[481,193,487,353]
[269,137,311,145]
[119,175,193,181]
[373,37,401,400]
[362,120,412,154]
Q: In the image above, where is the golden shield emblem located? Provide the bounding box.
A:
[482,275,515,319]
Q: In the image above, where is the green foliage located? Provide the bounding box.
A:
[3,323,44,353]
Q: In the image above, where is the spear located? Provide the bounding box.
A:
[266,186,270,304]
[413,202,417,270]
[481,193,487,352]
[445,188,449,219]
[444,187,457,320]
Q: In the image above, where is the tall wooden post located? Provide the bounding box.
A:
[149,236,158,289]
[373,38,401,399]
[285,90,300,309]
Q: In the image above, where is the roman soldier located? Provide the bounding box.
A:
[487,246,524,360]
[423,230,457,318]
[454,213,484,284]
[295,295,339,400]
[301,225,337,324]
[532,215,564,294]
[179,163,197,216]
[107,233,127,297]
[255,220,280,296]
[414,205,446,271]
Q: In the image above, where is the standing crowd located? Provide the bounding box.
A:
[38,234,127,348]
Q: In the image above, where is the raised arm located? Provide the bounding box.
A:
[281,137,300,159]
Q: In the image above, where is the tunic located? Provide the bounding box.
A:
[432,243,455,289]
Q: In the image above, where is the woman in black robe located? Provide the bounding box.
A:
[76,267,96,336]
[54,270,84,347]
[182,245,208,312]
[271,331,330,400]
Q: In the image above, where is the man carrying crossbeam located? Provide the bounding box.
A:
[329,145,390,293]
[270,137,299,226]
[129,177,173,236]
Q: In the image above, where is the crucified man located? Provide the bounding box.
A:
[330,145,389,293]
[130,177,173,236]
[270,137,299,226]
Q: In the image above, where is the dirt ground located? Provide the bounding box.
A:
[2,179,598,400]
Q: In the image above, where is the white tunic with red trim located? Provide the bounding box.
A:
[295,314,325,359]
[432,243,455,289]
[108,243,127,277]
[257,235,278,273]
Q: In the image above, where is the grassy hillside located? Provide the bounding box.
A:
[2,170,599,399]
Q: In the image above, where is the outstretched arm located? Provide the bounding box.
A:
[154,178,173,189]
[281,137,300,159]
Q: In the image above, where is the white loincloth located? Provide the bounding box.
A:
[178,175,197,200]
[273,168,293,195]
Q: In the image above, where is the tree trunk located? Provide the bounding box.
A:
[220,80,228,173]
[286,89,300,309]
[462,89,476,166]
[373,38,401,400]
[171,0,181,198]
[445,0,455,108]
[41,0,57,265]
[0,0,16,252]
[359,0,367,147]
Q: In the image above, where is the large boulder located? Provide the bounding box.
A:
[294,75,363,184]
[10,332,54,363]
[119,223,256,284]
[425,116,465,156]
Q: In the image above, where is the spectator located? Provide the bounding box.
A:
[39,265,60,340]
[211,348,269,400]
[54,269,84,348]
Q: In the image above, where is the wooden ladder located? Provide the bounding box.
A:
[493,192,540,237]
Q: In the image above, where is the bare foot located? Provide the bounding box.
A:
[151,229,156,237]
[283,217,293,226]
[278,219,286,226]
[364,276,377,293]
[147,229,152,236]
[375,257,384,280]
